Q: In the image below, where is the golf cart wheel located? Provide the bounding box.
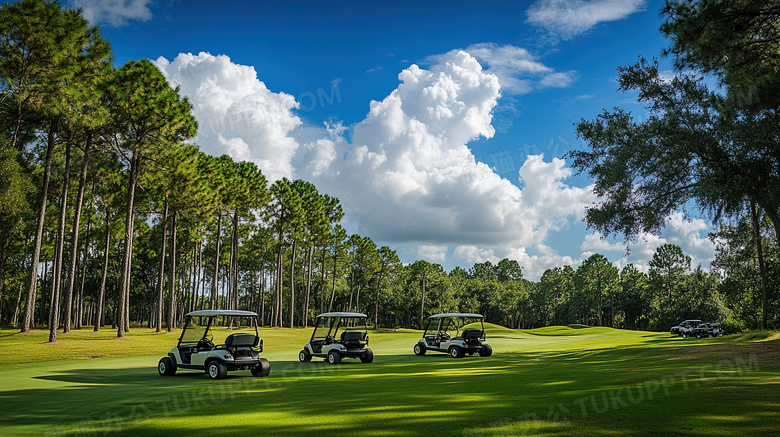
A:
[327,350,342,365]
[414,343,426,356]
[207,360,227,380]
[681,334,687,339]
[360,348,374,363]
[450,346,465,359]
[251,358,271,377]
[299,349,312,363]
[479,344,493,357]
[696,333,702,339]
[158,357,176,376]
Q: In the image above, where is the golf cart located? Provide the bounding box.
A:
[687,322,724,339]
[299,312,373,365]
[671,319,701,336]
[706,322,724,337]
[157,310,270,380]
[414,313,492,358]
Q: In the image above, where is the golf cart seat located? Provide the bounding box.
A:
[224,333,260,361]
[225,333,259,348]
[340,330,365,347]
[462,328,482,340]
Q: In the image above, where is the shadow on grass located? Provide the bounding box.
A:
[4,341,777,436]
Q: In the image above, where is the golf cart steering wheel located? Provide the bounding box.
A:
[325,335,335,343]
[198,336,214,351]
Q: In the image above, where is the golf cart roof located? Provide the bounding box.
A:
[428,313,483,319]
[315,312,368,318]
[185,310,258,317]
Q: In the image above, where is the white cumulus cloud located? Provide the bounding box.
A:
[526,0,646,39]
[305,51,592,255]
[153,52,302,181]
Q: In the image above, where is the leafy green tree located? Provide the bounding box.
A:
[0,148,33,326]
[57,36,111,336]
[286,179,319,326]
[538,266,573,325]
[347,234,379,313]
[495,258,523,282]
[372,246,401,328]
[319,195,343,314]
[327,224,347,312]
[661,0,780,109]
[221,160,267,322]
[576,254,618,326]
[2,0,108,333]
[266,177,302,327]
[711,212,779,329]
[572,1,780,254]
[108,59,196,337]
[649,243,691,306]
[618,264,650,330]
[409,260,438,329]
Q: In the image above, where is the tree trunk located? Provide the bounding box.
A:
[230,209,239,312]
[419,275,426,330]
[260,269,266,326]
[117,148,140,338]
[289,239,297,328]
[49,142,72,342]
[167,210,178,332]
[64,139,91,333]
[155,201,169,332]
[328,248,337,312]
[22,121,56,332]
[355,283,362,313]
[12,281,23,327]
[75,203,93,330]
[751,201,769,330]
[320,247,326,314]
[94,212,111,332]
[0,236,9,326]
[210,211,222,310]
[374,274,383,329]
[276,242,284,327]
[303,246,314,328]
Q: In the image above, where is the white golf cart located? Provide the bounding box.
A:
[157,309,270,380]
[414,313,492,358]
[299,312,374,365]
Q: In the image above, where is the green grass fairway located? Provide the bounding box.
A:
[1,325,778,436]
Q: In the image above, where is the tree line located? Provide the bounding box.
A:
[0,0,777,337]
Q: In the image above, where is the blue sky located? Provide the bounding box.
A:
[68,0,716,280]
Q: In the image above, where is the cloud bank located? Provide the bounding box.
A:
[154,49,713,281]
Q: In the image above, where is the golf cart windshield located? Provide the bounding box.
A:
[180,319,209,344]
[311,312,368,341]
[424,314,484,337]
[312,316,336,340]
[178,310,259,347]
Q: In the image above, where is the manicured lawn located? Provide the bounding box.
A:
[1,325,778,436]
